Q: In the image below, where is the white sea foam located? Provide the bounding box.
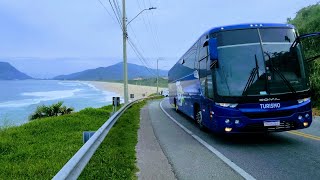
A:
[58,81,83,87]
[0,89,82,108]
[81,82,100,91]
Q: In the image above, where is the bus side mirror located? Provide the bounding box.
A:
[291,32,320,62]
[208,38,218,68]
[209,38,218,61]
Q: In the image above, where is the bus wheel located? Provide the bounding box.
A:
[196,110,205,130]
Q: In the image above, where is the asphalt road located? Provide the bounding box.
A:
[146,98,320,180]
[144,100,243,180]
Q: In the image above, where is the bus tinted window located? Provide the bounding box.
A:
[184,43,198,69]
[259,28,296,43]
[217,29,259,46]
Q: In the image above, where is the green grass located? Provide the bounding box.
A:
[0,105,115,179]
[78,100,147,179]
[0,98,157,179]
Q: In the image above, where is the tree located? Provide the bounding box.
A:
[288,3,320,105]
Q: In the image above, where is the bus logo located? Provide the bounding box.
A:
[260,103,281,109]
[259,98,280,102]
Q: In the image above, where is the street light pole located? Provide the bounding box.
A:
[127,7,156,26]
[122,3,156,103]
[122,0,128,103]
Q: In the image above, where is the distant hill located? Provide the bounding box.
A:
[53,62,168,81]
[0,62,32,80]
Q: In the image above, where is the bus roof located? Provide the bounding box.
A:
[203,23,295,37]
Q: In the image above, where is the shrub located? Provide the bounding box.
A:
[29,101,74,121]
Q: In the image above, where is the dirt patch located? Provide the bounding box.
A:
[313,108,320,116]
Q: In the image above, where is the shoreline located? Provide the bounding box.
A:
[86,81,165,100]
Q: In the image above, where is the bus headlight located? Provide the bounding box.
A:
[216,103,238,108]
[297,97,310,104]
[298,115,303,121]
[235,119,240,125]
[225,119,231,124]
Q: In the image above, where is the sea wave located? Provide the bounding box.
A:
[58,81,83,87]
[0,89,82,108]
[81,82,100,91]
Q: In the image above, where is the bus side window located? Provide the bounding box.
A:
[195,39,201,70]
[199,59,207,96]
[199,35,208,96]
[207,59,214,99]
[199,36,208,61]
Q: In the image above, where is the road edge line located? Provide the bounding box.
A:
[160,99,256,180]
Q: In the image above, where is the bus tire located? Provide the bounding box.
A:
[196,110,205,131]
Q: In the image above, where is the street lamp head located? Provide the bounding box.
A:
[127,7,157,26]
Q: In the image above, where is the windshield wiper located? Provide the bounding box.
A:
[271,66,296,94]
[264,51,296,94]
[242,55,259,96]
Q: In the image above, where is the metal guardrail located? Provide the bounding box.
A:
[52,98,144,180]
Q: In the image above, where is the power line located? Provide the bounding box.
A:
[139,0,161,65]
[127,24,146,55]
[142,0,159,54]
[97,0,122,29]
[129,37,154,71]
[97,0,157,79]
[108,0,123,30]
[128,38,152,70]
[113,0,122,22]
[128,38,157,76]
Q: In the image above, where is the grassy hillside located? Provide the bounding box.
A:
[0,97,163,179]
[0,106,113,179]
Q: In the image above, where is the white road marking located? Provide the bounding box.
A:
[160,99,256,180]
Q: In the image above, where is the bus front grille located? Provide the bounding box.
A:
[243,110,293,119]
[242,121,296,132]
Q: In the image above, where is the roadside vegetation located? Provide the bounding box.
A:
[79,96,163,179]
[78,101,145,179]
[288,3,320,105]
[0,96,163,179]
[29,101,74,120]
[0,105,114,179]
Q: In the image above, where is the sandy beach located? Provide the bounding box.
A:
[88,81,165,100]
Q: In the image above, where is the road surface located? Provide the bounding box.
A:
[141,98,320,180]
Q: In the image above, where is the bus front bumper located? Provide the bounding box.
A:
[215,110,312,133]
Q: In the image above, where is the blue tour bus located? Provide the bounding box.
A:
[168,23,320,133]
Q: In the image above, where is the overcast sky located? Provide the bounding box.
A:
[0,0,319,78]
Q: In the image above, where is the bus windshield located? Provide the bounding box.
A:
[215,28,309,97]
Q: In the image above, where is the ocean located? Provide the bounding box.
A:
[0,80,120,127]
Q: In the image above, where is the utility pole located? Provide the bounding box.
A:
[121,3,156,103]
[122,0,128,103]
[157,58,159,94]
[156,58,163,94]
